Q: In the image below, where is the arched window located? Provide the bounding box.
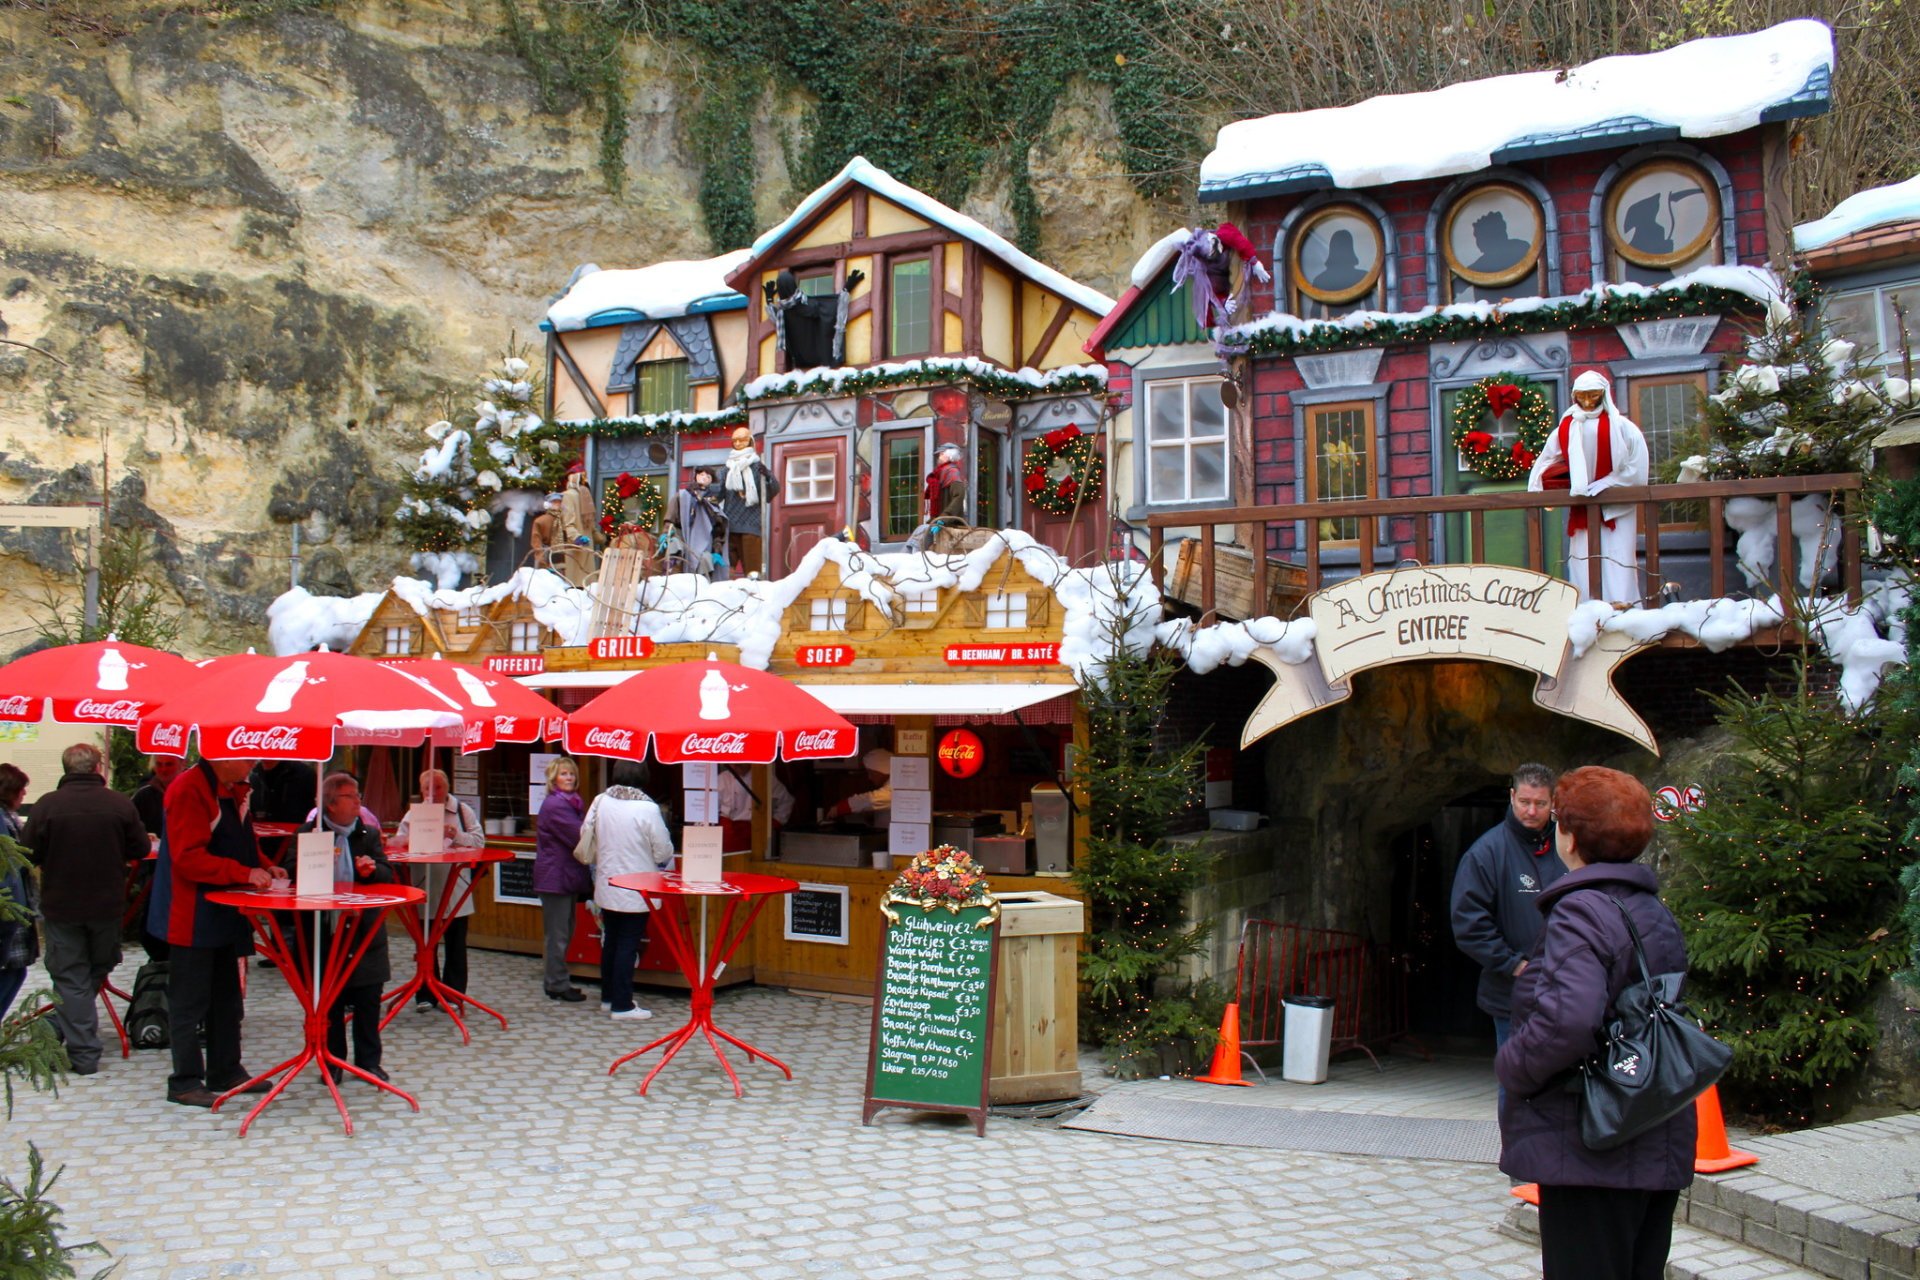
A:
[1288,204,1386,318]
[1442,183,1546,303]
[1602,158,1722,286]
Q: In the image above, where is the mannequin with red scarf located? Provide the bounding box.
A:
[1527,370,1648,604]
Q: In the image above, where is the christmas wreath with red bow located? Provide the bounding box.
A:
[599,471,665,538]
[1449,373,1554,482]
[1022,424,1104,517]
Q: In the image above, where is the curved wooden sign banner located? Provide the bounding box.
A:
[1242,565,1659,755]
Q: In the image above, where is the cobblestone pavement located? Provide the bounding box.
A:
[3,948,1540,1279]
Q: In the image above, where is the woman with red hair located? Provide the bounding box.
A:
[1496,766,1695,1279]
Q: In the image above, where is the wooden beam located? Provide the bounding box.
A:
[551,336,607,420]
[1025,296,1073,368]
[963,244,983,357]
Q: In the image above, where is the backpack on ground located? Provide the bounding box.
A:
[125,960,169,1049]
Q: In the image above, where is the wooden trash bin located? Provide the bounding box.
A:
[989,890,1084,1104]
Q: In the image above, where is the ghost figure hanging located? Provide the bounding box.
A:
[1171,223,1270,408]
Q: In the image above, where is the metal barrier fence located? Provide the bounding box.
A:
[1232,917,1425,1072]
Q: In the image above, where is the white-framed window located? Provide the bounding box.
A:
[808,597,848,631]
[984,592,1028,629]
[509,621,543,652]
[1823,282,1919,368]
[382,626,415,656]
[1145,377,1229,504]
[784,453,837,503]
[902,589,940,614]
[457,604,484,628]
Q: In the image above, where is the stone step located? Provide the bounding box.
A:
[1681,1167,1920,1280]
[1501,1200,1830,1280]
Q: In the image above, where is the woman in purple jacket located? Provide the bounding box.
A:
[533,757,592,1002]
[1496,766,1695,1280]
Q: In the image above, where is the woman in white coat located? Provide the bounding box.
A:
[575,760,674,1020]
[391,768,485,1011]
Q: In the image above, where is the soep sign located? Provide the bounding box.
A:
[1243,566,1659,754]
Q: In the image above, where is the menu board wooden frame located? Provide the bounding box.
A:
[861,903,1001,1137]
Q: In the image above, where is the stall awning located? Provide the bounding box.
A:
[517,671,1075,723]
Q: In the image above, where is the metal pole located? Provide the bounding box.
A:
[81,523,99,636]
[291,524,302,590]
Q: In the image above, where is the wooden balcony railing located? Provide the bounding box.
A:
[1142,473,1866,619]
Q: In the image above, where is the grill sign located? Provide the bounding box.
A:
[937,729,985,778]
[589,637,656,661]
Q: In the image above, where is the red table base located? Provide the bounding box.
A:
[379,864,508,1044]
[214,900,420,1136]
[609,890,791,1097]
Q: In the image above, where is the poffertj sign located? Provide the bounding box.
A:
[1242,566,1658,754]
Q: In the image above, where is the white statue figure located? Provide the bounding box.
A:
[1528,370,1650,605]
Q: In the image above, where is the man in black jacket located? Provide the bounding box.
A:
[1450,762,1561,1048]
[25,742,149,1075]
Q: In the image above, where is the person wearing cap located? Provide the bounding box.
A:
[557,462,598,586]
[1527,370,1648,604]
[528,491,565,567]
[822,750,893,826]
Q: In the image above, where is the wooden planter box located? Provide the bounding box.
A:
[1164,539,1309,621]
[989,890,1085,1104]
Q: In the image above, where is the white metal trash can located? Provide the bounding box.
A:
[1281,995,1336,1084]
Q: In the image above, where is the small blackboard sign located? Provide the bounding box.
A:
[784,883,849,945]
[493,854,539,906]
[862,902,1000,1136]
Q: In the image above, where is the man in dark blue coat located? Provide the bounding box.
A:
[1450,762,1561,1047]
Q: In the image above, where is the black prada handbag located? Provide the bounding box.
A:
[1577,895,1731,1151]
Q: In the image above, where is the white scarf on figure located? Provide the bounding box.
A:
[724,446,764,508]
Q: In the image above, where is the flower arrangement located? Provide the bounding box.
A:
[882,844,998,918]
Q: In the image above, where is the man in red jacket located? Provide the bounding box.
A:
[24,743,148,1075]
[152,757,284,1107]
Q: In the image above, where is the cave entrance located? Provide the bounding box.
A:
[1389,782,1512,1047]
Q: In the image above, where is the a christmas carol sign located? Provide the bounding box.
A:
[1243,565,1660,753]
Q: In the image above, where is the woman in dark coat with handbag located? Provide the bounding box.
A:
[303,773,397,1083]
[1496,765,1696,1280]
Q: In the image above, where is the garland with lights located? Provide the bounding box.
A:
[739,357,1107,407]
[528,406,746,445]
[1449,374,1553,481]
[599,472,666,538]
[1022,424,1104,516]
[1217,281,1772,361]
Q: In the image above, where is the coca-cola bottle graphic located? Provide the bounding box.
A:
[96,646,130,691]
[698,668,731,721]
[256,661,310,714]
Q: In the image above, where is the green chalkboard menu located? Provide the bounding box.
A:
[862,903,1000,1136]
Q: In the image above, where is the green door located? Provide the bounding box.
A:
[1439,385,1563,577]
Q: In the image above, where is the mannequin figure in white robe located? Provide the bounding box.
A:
[1527,370,1649,604]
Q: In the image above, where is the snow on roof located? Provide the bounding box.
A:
[543,251,751,334]
[1199,20,1833,200]
[1130,229,1190,290]
[742,157,1114,318]
[1794,174,1920,252]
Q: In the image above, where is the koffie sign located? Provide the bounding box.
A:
[1243,566,1660,754]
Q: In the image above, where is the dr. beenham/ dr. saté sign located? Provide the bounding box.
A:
[1242,565,1660,754]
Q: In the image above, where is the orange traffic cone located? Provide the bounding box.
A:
[1510,1183,1540,1205]
[1694,1085,1759,1173]
[1195,1002,1255,1087]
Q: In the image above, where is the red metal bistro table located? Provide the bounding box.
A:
[206,884,426,1136]
[380,848,515,1043]
[604,870,798,1098]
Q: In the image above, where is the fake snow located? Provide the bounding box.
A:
[411,551,479,591]
[1201,20,1833,194]
[266,587,385,657]
[1220,265,1787,346]
[1794,173,1920,252]
[544,251,751,333]
[267,569,595,656]
[1130,229,1192,291]
[739,357,1106,405]
[748,157,1114,318]
[492,489,551,538]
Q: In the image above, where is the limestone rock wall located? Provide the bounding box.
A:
[0,0,1162,654]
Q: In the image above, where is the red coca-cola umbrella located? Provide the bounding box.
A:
[378,656,564,753]
[136,651,469,761]
[0,637,198,729]
[564,655,857,764]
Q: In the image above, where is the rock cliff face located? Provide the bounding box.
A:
[0,0,1163,653]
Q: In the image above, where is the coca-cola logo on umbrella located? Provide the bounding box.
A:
[0,695,33,717]
[225,725,305,753]
[73,697,145,721]
[681,731,748,755]
[148,723,185,750]
[583,727,635,752]
[789,729,841,753]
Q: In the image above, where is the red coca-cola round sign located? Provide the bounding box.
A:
[937,729,985,778]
